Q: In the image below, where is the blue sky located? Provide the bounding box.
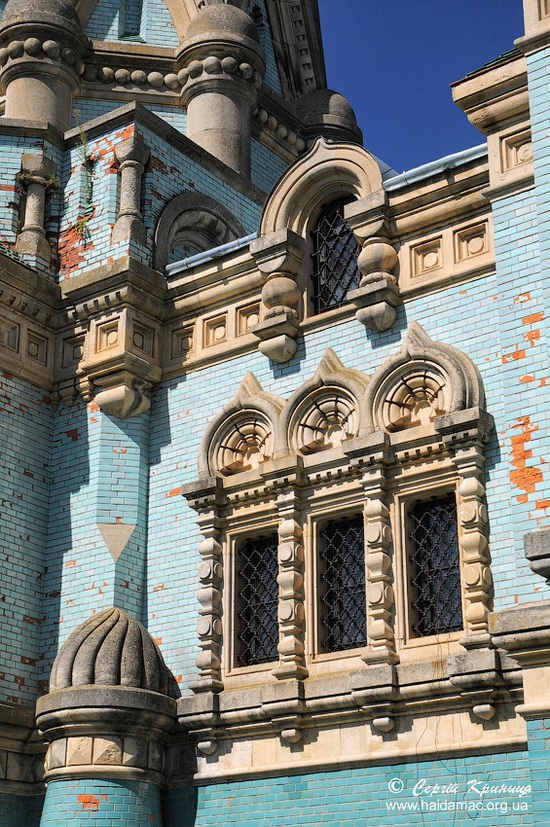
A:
[318,1,525,172]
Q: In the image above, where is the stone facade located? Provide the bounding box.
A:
[1,0,550,824]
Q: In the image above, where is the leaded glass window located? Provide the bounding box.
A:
[312,201,361,313]
[318,515,367,653]
[235,533,279,666]
[407,493,462,637]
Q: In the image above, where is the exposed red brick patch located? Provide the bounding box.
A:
[65,429,79,442]
[65,560,76,568]
[166,487,183,498]
[23,470,34,478]
[78,795,100,812]
[523,312,545,325]
[514,292,531,304]
[520,375,535,383]
[536,500,550,510]
[502,346,526,364]
[153,584,164,592]
[525,329,541,347]
[510,416,543,498]
[21,656,36,666]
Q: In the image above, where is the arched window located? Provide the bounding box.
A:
[119,0,143,40]
[311,200,361,313]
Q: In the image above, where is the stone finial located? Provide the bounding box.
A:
[49,607,169,694]
[295,89,363,145]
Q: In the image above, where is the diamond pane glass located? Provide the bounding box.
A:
[312,201,361,313]
[319,515,366,652]
[407,494,462,637]
[236,533,279,666]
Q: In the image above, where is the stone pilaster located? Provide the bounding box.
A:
[182,478,225,694]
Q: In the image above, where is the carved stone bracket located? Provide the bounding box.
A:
[65,266,164,418]
[111,136,150,246]
[351,664,398,734]
[250,229,305,363]
[448,648,502,722]
[345,192,401,332]
[182,478,225,694]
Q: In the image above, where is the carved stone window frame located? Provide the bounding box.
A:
[184,322,493,698]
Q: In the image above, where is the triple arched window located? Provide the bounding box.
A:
[184,323,493,691]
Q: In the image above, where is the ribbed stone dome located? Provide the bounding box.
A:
[49,607,169,695]
[1,0,82,30]
[187,3,259,43]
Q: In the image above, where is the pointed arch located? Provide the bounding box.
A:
[363,322,486,435]
[199,372,284,477]
[280,348,370,456]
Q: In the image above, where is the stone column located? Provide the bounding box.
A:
[177,4,264,176]
[345,193,401,333]
[346,433,397,665]
[437,409,494,649]
[15,153,57,261]
[250,229,305,363]
[261,458,307,681]
[112,136,150,246]
[0,0,90,132]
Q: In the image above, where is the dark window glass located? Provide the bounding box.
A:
[236,533,279,666]
[312,201,361,313]
[407,493,462,637]
[319,515,366,652]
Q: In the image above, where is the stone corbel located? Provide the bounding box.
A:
[436,408,494,650]
[261,681,306,746]
[351,664,398,734]
[71,277,163,418]
[344,433,398,665]
[15,153,58,262]
[344,192,401,332]
[182,478,225,694]
[448,648,502,722]
[524,528,550,584]
[250,229,305,363]
[111,136,150,246]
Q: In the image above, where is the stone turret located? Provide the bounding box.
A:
[0,0,89,131]
[295,88,363,145]
[177,3,265,176]
[36,608,175,826]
